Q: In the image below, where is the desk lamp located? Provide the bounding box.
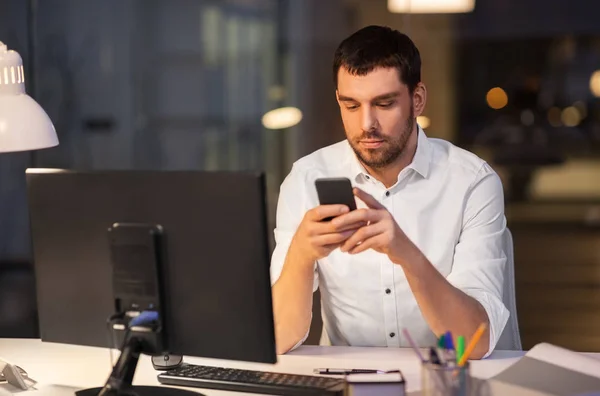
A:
[0,40,58,390]
[0,41,58,153]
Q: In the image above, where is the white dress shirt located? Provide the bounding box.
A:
[270,127,510,356]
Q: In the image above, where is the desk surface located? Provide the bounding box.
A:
[0,339,591,395]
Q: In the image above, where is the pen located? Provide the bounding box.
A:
[456,336,465,363]
[443,331,456,364]
[457,323,487,367]
[444,331,454,350]
[402,328,425,362]
[437,334,445,349]
[313,368,392,375]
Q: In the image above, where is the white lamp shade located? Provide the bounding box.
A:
[388,0,475,13]
[0,41,58,153]
[0,94,58,153]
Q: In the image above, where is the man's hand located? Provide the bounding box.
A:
[332,188,413,265]
[272,203,365,354]
[331,187,492,358]
[290,204,366,264]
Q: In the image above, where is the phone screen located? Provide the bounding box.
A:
[315,177,357,221]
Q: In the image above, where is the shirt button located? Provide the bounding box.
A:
[385,288,391,294]
[389,332,396,338]
[385,191,390,197]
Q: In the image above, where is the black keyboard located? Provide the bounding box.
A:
[157,363,346,396]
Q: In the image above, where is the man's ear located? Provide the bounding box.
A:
[412,82,427,117]
[335,89,344,109]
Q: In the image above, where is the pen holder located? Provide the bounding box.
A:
[421,362,471,396]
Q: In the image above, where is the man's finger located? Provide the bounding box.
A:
[312,230,355,246]
[307,205,349,221]
[332,220,368,233]
[318,243,342,257]
[331,208,379,228]
[309,220,365,237]
[349,235,380,255]
[353,187,385,210]
[340,223,382,252]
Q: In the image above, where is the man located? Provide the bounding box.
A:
[270,25,509,359]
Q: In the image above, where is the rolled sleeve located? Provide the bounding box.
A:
[447,163,510,357]
[459,288,509,358]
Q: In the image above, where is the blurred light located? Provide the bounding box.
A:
[486,87,508,110]
[201,6,223,66]
[573,101,588,119]
[262,107,302,130]
[25,168,68,174]
[547,107,562,127]
[388,0,475,13]
[561,106,581,127]
[590,70,600,98]
[416,116,430,129]
[520,109,534,126]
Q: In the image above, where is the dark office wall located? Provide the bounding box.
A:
[0,0,32,261]
[0,0,38,337]
[457,0,600,39]
[0,0,354,340]
[285,0,351,159]
[0,0,282,338]
[1,0,283,253]
[284,0,354,344]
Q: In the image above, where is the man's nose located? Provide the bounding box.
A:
[361,106,378,132]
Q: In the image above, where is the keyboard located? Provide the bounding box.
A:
[157,363,346,396]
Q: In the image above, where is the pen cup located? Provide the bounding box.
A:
[421,361,471,396]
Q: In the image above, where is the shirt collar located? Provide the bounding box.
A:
[409,126,432,178]
[348,126,432,182]
[348,149,370,183]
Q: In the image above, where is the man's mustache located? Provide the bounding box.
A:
[357,132,386,141]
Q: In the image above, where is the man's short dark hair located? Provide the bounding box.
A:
[333,25,421,93]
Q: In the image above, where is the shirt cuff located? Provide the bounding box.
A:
[461,288,509,358]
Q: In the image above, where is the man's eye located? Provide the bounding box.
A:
[345,105,359,110]
[377,101,394,108]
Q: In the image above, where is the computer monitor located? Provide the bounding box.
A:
[25,169,277,396]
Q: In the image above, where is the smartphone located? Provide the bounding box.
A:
[108,222,165,315]
[315,177,357,221]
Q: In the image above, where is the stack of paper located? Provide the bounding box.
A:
[485,343,600,395]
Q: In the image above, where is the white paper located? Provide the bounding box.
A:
[525,343,600,379]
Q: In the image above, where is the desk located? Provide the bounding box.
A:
[0,338,527,395]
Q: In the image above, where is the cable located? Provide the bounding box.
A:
[98,310,160,396]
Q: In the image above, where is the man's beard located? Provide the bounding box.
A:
[349,108,415,170]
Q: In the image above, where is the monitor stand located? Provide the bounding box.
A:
[75,335,203,396]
